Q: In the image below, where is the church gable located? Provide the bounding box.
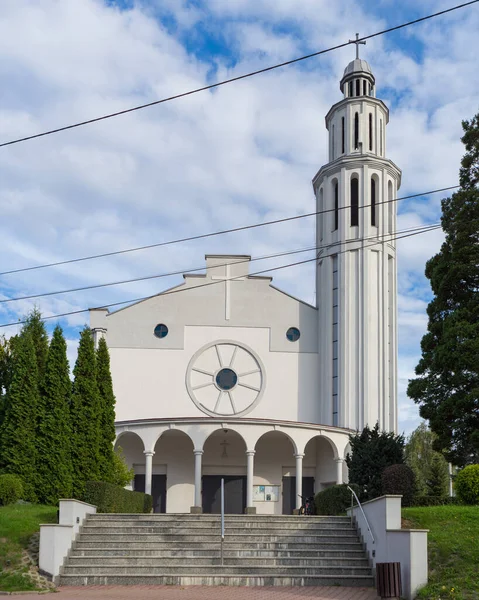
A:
[90,255,318,354]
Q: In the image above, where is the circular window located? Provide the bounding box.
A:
[154,324,168,339]
[286,327,300,342]
[215,368,238,391]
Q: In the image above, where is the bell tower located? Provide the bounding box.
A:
[313,47,401,433]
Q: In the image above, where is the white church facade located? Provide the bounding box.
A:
[90,57,401,515]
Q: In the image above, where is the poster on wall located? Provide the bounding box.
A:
[253,485,265,501]
[265,485,279,502]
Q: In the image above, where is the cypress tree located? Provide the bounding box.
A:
[70,327,100,498]
[22,308,49,383]
[37,325,73,504]
[0,332,39,501]
[408,113,479,466]
[96,337,116,482]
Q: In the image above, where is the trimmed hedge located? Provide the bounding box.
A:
[83,481,152,513]
[381,464,416,507]
[455,464,479,505]
[0,474,24,505]
[412,495,462,507]
[314,483,361,515]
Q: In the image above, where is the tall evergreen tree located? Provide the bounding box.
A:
[346,423,405,501]
[96,337,116,482]
[37,325,73,504]
[70,327,100,498]
[0,335,17,428]
[408,113,479,466]
[22,308,49,382]
[0,332,39,500]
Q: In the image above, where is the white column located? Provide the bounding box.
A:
[143,451,154,496]
[335,458,344,485]
[246,451,255,508]
[194,450,203,507]
[295,454,304,510]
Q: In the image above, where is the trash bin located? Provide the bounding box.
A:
[376,562,402,598]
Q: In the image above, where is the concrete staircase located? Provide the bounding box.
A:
[59,514,374,587]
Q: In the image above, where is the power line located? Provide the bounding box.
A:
[0,223,441,328]
[1,1,477,149]
[0,185,457,277]
[0,222,439,305]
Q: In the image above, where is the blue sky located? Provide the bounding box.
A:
[0,0,478,435]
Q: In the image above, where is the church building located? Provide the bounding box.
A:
[90,55,401,515]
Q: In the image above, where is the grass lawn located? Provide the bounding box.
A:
[0,504,57,592]
[402,505,479,600]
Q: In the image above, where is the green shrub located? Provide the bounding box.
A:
[0,474,24,505]
[412,495,462,507]
[455,465,479,505]
[314,483,361,515]
[381,464,416,506]
[82,481,152,513]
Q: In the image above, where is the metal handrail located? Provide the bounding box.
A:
[347,485,375,544]
[220,478,225,565]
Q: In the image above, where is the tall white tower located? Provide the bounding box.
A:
[313,55,401,433]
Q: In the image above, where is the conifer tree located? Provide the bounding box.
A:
[405,422,449,497]
[408,113,479,466]
[37,325,73,504]
[96,337,116,482]
[22,308,49,382]
[70,327,100,498]
[0,331,39,501]
[0,335,16,428]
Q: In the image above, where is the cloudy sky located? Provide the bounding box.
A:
[1,0,478,435]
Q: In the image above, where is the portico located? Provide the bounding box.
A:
[115,418,350,514]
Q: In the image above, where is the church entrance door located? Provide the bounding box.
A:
[134,474,167,513]
[202,475,246,514]
[282,476,315,515]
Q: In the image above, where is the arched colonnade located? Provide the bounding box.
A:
[115,421,350,514]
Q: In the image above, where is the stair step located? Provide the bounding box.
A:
[71,548,366,558]
[58,574,375,587]
[74,541,364,550]
[66,556,369,567]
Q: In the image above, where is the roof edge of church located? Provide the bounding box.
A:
[269,284,317,310]
[205,254,251,259]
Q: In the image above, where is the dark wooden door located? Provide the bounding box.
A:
[282,476,315,514]
[134,474,167,513]
[202,475,246,514]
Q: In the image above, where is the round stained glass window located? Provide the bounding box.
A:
[154,324,168,339]
[286,327,300,342]
[215,368,238,391]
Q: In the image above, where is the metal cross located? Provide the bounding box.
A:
[220,439,230,458]
[349,33,366,59]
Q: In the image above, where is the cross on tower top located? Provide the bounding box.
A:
[349,33,366,59]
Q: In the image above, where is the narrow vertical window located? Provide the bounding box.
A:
[354,112,359,150]
[371,178,376,226]
[332,124,335,160]
[334,181,339,231]
[363,80,367,95]
[356,79,360,97]
[388,180,393,233]
[380,119,383,155]
[369,114,373,151]
[349,81,353,97]
[341,117,345,154]
[332,255,339,427]
[319,188,324,241]
[351,177,359,226]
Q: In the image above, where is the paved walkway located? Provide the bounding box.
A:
[8,586,380,599]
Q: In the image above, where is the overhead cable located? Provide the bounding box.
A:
[1,1,478,148]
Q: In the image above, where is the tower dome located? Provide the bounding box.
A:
[340,58,376,97]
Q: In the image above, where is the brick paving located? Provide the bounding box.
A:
[9,586,380,599]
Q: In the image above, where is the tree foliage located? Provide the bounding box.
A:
[96,337,116,483]
[346,423,405,501]
[0,332,39,500]
[0,335,17,428]
[110,447,134,488]
[408,114,479,467]
[455,464,479,505]
[381,464,416,506]
[36,325,73,505]
[22,308,49,383]
[71,327,100,497]
[405,422,449,498]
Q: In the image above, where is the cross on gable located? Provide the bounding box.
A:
[211,263,245,321]
[349,33,366,59]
